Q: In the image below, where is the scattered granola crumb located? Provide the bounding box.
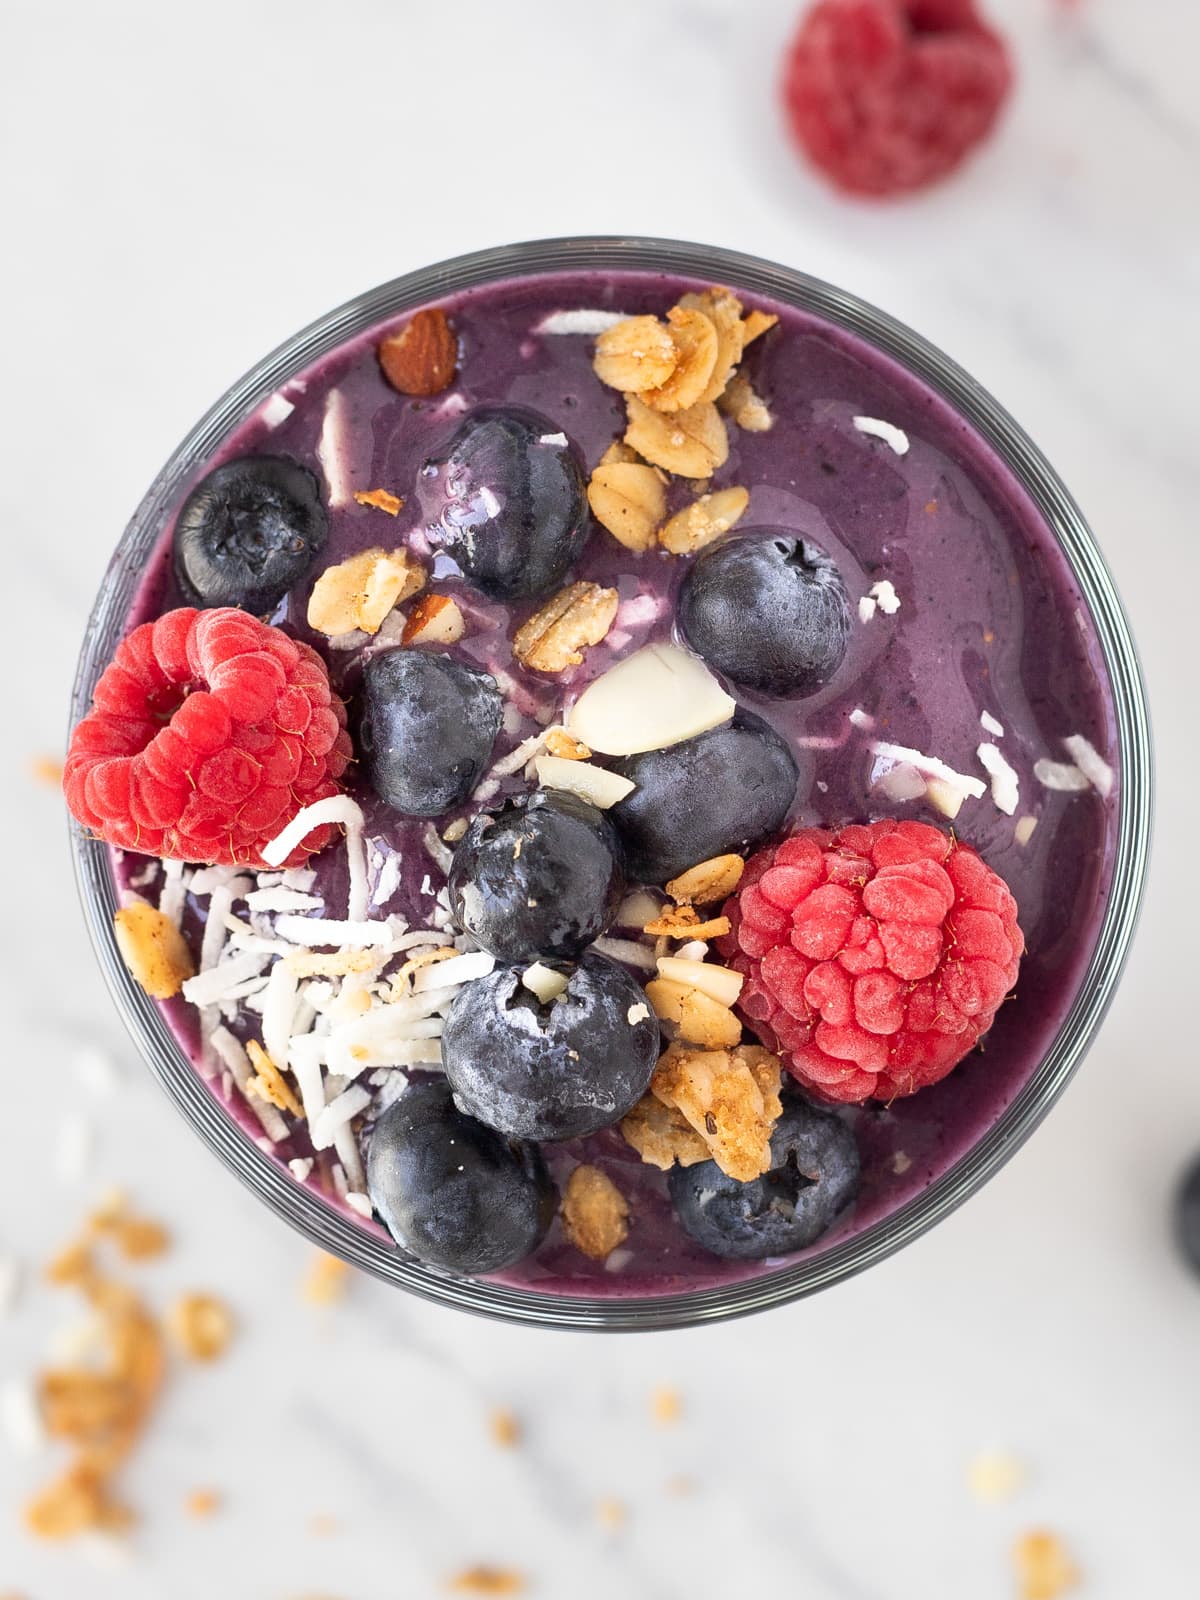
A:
[446,1567,526,1595]
[169,1294,234,1363]
[651,1386,682,1425]
[1012,1530,1080,1600]
[29,754,64,786]
[185,1488,221,1518]
[352,488,404,516]
[665,1474,695,1496]
[306,547,427,637]
[596,1496,626,1530]
[304,1251,351,1306]
[309,1512,339,1536]
[620,1093,710,1170]
[561,1165,630,1262]
[968,1450,1027,1504]
[488,1408,522,1449]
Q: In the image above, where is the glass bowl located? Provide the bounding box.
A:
[69,236,1152,1330]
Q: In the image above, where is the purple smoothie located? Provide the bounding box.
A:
[111,267,1118,1297]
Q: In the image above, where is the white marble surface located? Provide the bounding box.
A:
[2,0,1197,1594]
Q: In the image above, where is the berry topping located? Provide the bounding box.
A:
[359,649,502,818]
[669,1096,860,1259]
[174,456,328,614]
[782,0,1013,198]
[417,406,590,601]
[448,789,625,964]
[442,954,660,1141]
[677,530,850,698]
[610,714,803,884]
[720,819,1023,1103]
[64,607,351,867]
[366,1080,555,1275]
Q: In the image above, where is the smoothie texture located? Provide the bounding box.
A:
[66,267,1119,1297]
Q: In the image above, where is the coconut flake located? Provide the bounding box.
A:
[590,936,659,972]
[1014,815,1039,846]
[1063,734,1114,797]
[310,1085,372,1151]
[273,915,395,949]
[345,1192,373,1219]
[371,850,404,909]
[853,415,910,455]
[333,1122,366,1191]
[536,308,628,335]
[871,741,986,801]
[875,763,928,803]
[288,1157,314,1182]
[673,941,709,962]
[1034,758,1091,793]
[977,743,1020,816]
[261,960,300,1072]
[183,951,272,1006]
[980,710,1005,738]
[260,794,368,921]
[858,595,878,624]
[209,1026,289,1142]
[413,951,495,991]
[870,579,901,615]
[627,1002,651,1025]
[420,824,454,875]
[925,778,966,819]
[261,391,295,428]
[317,387,353,508]
[848,707,875,730]
[523,963,570,1003]
[157,859,188,927]
[1,1379,45,1454]
[533,755,635,810]
[616,889,663,927]
[244,887,324,913]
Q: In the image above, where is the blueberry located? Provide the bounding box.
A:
[359,649,502,818]
[1174,1152,1200,1279]
[610,714,802,883]
[416,406,590,601]
[173,455,327,614]
[366,1079,555,1275]
[678,530,851,697]
[442,955,659,1141]
[669,1096,860,1260]
[448,788,625,963]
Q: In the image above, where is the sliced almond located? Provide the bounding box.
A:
[401,593,466,646]
[679,287,746,404]
[741,309,779,345]
[654,958,743,1008]
[560,1165,630,1261]
[639,307,719,413]
[378,307,457,397]
[113,902,194,999]
[307,547,427,637]
[624,395,728,479]
[593,315,679,392]
[659,487,749,556]
[532,755,635,810]
[512,581,619,674]
[645,978,742,1049]
[719,371,774,432]
[587,461,667,553]
[566,643,735,757]
[666,854,745,906]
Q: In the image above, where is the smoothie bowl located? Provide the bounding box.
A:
[67,237,1150,1330]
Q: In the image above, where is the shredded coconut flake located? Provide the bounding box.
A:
[980,710,1005,737]
[848,707,875,730]
[977,742,1020,815]
[310,1085,372,1150]
[870,579,901,614]
[420,823,454,875]
[209,1026,289,1142]
[853,415,910,455]
[317,387,353,507]
[1014,814,1039,846]
[875,763,927,802]
[1,1378,45,1454]
[871,741,986,800]
[182,951,272,1006]
[273,915,395,949]
[261,391,295,428]
[1062,734,1114,797]
[288,1157,314,1182]
[537,308,628,335]
[244,887,324,913]
[157,859,189,927]
[590,936,659,972]
[627,1003,651,1025]
[261,960,300,1072]
[371,850,404,909]
[858,595,877,624]
[413,951,495,991]
[1034,758,1091,793]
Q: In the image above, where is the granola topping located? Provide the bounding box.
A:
[658,486,749,555]
[666,853,746,905]
[586,459,668,552]
[646,1042,783,1181]
[561,1165,631,1261]
[306,546,427,637]
[512,580,619,673]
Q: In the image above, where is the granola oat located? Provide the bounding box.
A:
[619,1093,710,1170]
[644,977,742,1049]
[352,488,404,515]
[1012,1531,1080,1600]
[303,1251,351,1306]
[639,306,720,413]
[666,853,745,906]
[651,1386,682,1425]
[741,308,779,345]
[169,1293,234,1362]
[488,1408,521,1448]
[561,1165,630,1262]
[649,1042,783,1181]
[185,1488,221,1518]
[512,581,619,673]
[306,546,427,637]
[719,370,774,432]
[245,1039,303,1118]
[544,728,591,760]
[658,486,749,555]
[678,287,746,404]
[624,395,728,479]
[587,460,667,552]
[593,314,679,392]
[112,902,194,999]
[642,904,731,941]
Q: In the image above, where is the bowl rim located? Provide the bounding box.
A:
[68,234,1154,1331]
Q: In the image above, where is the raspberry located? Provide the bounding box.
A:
[719,820,1023,1103]
[781,0,1013,198]
[65,608,352,868]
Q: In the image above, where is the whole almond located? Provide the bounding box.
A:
[378,308,458,397]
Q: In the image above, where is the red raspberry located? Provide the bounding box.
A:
[64,608,352,868]
[719,820,1023,1103]
[781,0,1013,197]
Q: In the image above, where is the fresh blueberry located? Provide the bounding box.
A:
[448,788,625,963]
[610,713,802,883]
[442,954,659,1141]
[359,648,502,818]
[173,455,327,614]
[669,1096,860,1260]
[1174,1152,1200,1279]
[678,529,851,697]
[366,1078,555,1275]
[416,406,590,600]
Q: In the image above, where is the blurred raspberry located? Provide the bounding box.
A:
[64,607,352,867]
[719,820,1023,1103]
[782,0,1013,197]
